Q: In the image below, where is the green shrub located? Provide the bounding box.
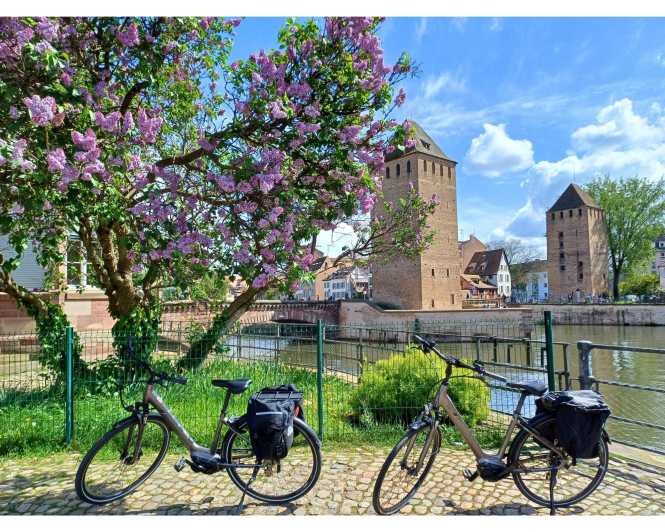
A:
[350,346,490,427]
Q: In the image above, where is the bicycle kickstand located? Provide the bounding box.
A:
[235,466,259,515]
[549,467,558,516]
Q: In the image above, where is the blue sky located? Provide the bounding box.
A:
[231,17,665,257]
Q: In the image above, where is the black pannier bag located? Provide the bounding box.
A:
[535,390,610,459]
[246,384,303,461]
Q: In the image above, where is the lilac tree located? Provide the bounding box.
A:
[0,17,437,369]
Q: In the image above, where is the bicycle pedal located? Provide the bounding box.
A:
[463,468,479,482]
[174,457,187,472]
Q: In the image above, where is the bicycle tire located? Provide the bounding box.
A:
[221,416,322,504]
[75,414,170,505]
[508,414,608,508]
[372,422,441,515]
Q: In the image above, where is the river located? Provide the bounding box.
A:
[235,324,665,453]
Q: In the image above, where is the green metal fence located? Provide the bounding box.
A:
[1,314,565,455]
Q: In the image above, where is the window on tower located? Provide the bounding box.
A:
[396,164,400,177]
[406,160,411,175]
[386,167,390,179]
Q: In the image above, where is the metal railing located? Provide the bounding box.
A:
[577,340,665,455]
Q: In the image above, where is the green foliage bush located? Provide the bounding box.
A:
[350,346,490,427]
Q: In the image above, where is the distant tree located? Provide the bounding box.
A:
[486,238,543,288]
[620,273,660,297]
[585,176,665,299]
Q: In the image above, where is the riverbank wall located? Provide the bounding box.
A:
[338,301,535,338]
[521,304,665,326]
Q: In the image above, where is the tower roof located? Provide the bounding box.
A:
[547,183,599,212]
[385,120,455,163]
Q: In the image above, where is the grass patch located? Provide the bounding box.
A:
[1,355,503,458]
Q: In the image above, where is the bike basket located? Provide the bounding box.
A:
[246,384,302,461]
[536,390,610,459]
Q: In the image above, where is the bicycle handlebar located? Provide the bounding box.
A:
[412,334,507,383]
[126,340,187,386]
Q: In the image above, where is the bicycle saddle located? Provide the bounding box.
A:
[211,378,252,394]
[506,380,547,396]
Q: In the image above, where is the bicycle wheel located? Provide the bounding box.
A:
[372,422,441,515]
[221,416,322,504]
[509,415,608,508]
[75,414,170,504]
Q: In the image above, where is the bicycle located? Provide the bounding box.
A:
[372,334,609,516]
[74,339,322,511]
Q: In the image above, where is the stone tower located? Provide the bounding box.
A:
[546,183,609,301]
[371,121,462,309]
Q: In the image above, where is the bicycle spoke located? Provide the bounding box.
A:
[512,417,608,507]
[225,422,319,501]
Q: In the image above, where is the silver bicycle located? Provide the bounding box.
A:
[75,344,321,509]
[372,335,609,515]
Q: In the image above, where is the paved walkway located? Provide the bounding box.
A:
[1,446,664,516]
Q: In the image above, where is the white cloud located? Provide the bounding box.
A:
[415,18,428,43]
[465,123,535,178]
[503,198,545,239]
[316,222,358,257]
[571,98,663,152]
[533,98,665,183]
[496,97,665,245]
[423,72,466,99]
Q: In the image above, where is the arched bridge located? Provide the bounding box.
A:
[162,300,340,326]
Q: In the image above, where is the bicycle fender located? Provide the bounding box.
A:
[112,412,164,429]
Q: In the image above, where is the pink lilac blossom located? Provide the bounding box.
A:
[122,111,135,134]
[71,129,97,151]
[394,88,406,107]
[61,68,74,86]
[198,137,218,152]
[116,23,140,47]
[47,148,66,172]
[137,109,162,143]
[12,139,27,160]
[252,273,270,289]
[95,111,121,133]
[23,95,57,126]
[268,101,287,120]
[36,18,58,41]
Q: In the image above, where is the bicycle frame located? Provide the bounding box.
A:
[412,376,565,471]
[129,384,257,472]
[141,384,209,455]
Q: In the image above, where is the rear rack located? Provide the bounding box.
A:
[254,390,304,402]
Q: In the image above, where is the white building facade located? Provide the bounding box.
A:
[525,270,549,302]
[323,266,371,301]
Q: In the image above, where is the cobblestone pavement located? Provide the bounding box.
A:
[1,446,664,516]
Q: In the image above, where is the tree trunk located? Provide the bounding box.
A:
[110,302,162,365]
[612,266,621,300]
[179,287,259,370]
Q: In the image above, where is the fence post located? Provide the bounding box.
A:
[544,311,556,391]
[577,341,593,390]
[316,319,325,441]
[474,337,482,363]
[65,326,74,445]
